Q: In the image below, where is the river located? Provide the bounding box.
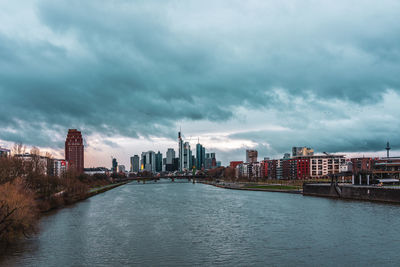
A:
[1,180,400,266]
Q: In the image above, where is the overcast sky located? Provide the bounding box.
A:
[1,0,400,167]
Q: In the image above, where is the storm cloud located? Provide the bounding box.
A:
[0,0,400,164]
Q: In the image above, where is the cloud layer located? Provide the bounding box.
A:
[0,0,400,164]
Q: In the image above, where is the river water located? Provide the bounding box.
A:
[1,180,400,266]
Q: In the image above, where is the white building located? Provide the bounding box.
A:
[52,159,68,177]
[84,167,109,176]
[309,155,346,178]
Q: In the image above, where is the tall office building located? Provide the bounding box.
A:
[130,155,140,172]
[166,148,176,171]
[141,151,156,173]
[178,131,184,171]
[112,158,118,173]
[183,142,192,171]
[196,143,206,170]
[65,129,84,173]
[155,151,163,172]
[246,149,258,163]
[205,153,216,170]
[166,148,175,164]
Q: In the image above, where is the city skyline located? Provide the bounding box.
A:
[1,0,400,167]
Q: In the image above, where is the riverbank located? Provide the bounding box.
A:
[303,183,400,204]
[201,181,302,194]
[41,181,130,213]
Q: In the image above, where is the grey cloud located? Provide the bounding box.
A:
[0,0,400,151]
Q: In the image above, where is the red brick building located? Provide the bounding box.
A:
[65,129,84,173]
[296,158,310,179]
[230,161,244,169]
[351,157,373,173]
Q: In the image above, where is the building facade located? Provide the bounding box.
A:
[0,147,10,157]
[130,155,140,173]
[155,151,163,172]
[141,151,156,173]
[65,129,84,173]
[196,143,206,170]
[292,147,314,157]
[246,150,258,163]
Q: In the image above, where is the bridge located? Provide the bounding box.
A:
[120,176,205,184]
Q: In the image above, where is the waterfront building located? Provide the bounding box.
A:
[351,157,373,173]
[65,129,84,173]
[230,161,243,169]
[141,151,156,173]
[308,154,346,178]
[292,147,314,157]
[235,162,262,180]
[155,151,162,172]
[130,155,140,173]
[372,157,400,179]
[246,150,258,163]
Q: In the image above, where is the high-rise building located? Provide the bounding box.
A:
[118,165,126,173]
[65,129,84,173]
[112,158,118,173]
[205,153,216,170]
[196,143,205,170]
[292,147,314,157]
[183,142,192,171]
[130,155,140,173]
[178,131,184,171]
[141,151,156,173]
[166,148,176,172]
[155,151,163,172]
[166,148,175,164]
[246,149,258,163]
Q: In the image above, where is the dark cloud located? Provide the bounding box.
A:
[0,0,400,156]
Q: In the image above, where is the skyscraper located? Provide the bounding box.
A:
[112,158,118,173]
[155,151,162,172]
[65,129,84,173]
[183,142,192,171]
[141,151,156,173]
[166,148,176,171]
[166,148,175,164]
[196,143,205,170]
[130,155,140,172]
[178,131,184,171]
